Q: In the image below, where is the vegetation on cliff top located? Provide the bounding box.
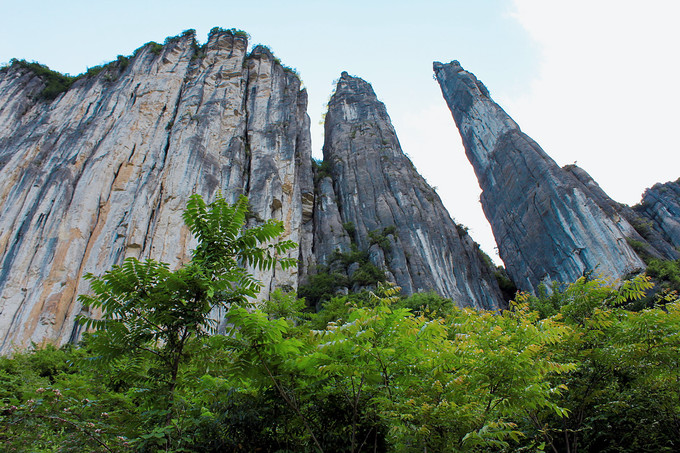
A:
[0,27,251,102]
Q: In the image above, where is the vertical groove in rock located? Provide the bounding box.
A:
[433,60,676,292]
[316,72,504,309]
[243,45,314,299]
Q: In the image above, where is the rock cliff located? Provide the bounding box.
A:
[635,178,680,250]
[433,60,676,292]
[315,72,504,308]
[0,29,314,353]
[0,32,507,354]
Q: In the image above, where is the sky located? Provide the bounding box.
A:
[1,0,679,264]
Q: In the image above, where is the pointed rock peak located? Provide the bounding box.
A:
[434,59,656,292]
[333,72,377,99]
[319,72,504,308]
[433,60,463,74]
[327,73,387,126]
[433,60,490,102]
[249,45,275,61]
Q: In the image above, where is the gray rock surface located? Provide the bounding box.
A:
[317,72,504,309]
[634,178,680,250]
[564,165,679,261]
[434,60,653,292]
[0,30,313,354]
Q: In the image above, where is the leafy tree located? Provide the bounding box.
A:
[77,194,297,425]
[518,275,680,453]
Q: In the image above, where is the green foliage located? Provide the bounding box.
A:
[313,159,333,182]
[342,221,356,240]
[516,275,680,452]
[626,236,652,262]
[368,226,396,253]
[494,265,517,301]
[629,215,654,240]
[455,222,469,236]
[74,193,296,446]
[144,41,164,56]
[3,210,680,452]
[394,291,455,318]
[163,29,196,46]
[330,245,388,288]
[8,59,76,100]
[350,260,387,286]
[209,27,250,40]
[298,244,387,307]
[297,265,350,307]
[0,345,136,452]
[645,257,680,296]
[7,51,133,102]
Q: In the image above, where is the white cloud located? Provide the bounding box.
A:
[506,0,680,205]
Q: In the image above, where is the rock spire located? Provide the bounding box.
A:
[433,60,675,292]
[315,72,504,308]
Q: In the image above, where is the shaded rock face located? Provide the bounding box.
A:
[433,60,665,292]
[316,72,504,309]
[0,30,313,354]
[635,179,680,250]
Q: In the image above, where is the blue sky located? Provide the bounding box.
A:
[2,0,679,263]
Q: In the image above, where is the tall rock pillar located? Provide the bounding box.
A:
[434,60,649,292]
[317,72,504,309]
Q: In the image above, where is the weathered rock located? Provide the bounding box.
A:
[434,60,657,292]
[0,30,313,354]
[312,175,352,267]
[317,72,504,309]
[634,178,680,250]
[564,165,679,261]
[244,46,315,298]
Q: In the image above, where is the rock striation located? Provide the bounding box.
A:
[634,178,680,250]
[315,72,504,308]
[433,60,677,292]
[0,29,314,354]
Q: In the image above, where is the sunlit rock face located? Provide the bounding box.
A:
[0,30,313,354]
[316,72,504,309]
[635,179,680,250]
[433,60,674,292]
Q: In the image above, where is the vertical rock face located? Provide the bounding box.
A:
[0,30,313,354]
[244,46,315,298]
[317,72,504,309]
[433,60,659,292]
[635,178,680,249]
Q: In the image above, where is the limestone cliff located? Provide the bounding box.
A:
[315,72,504,309]
[0,29,313,353]
[433,60,675,292]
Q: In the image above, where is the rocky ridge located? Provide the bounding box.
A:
[433,60,678,293]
